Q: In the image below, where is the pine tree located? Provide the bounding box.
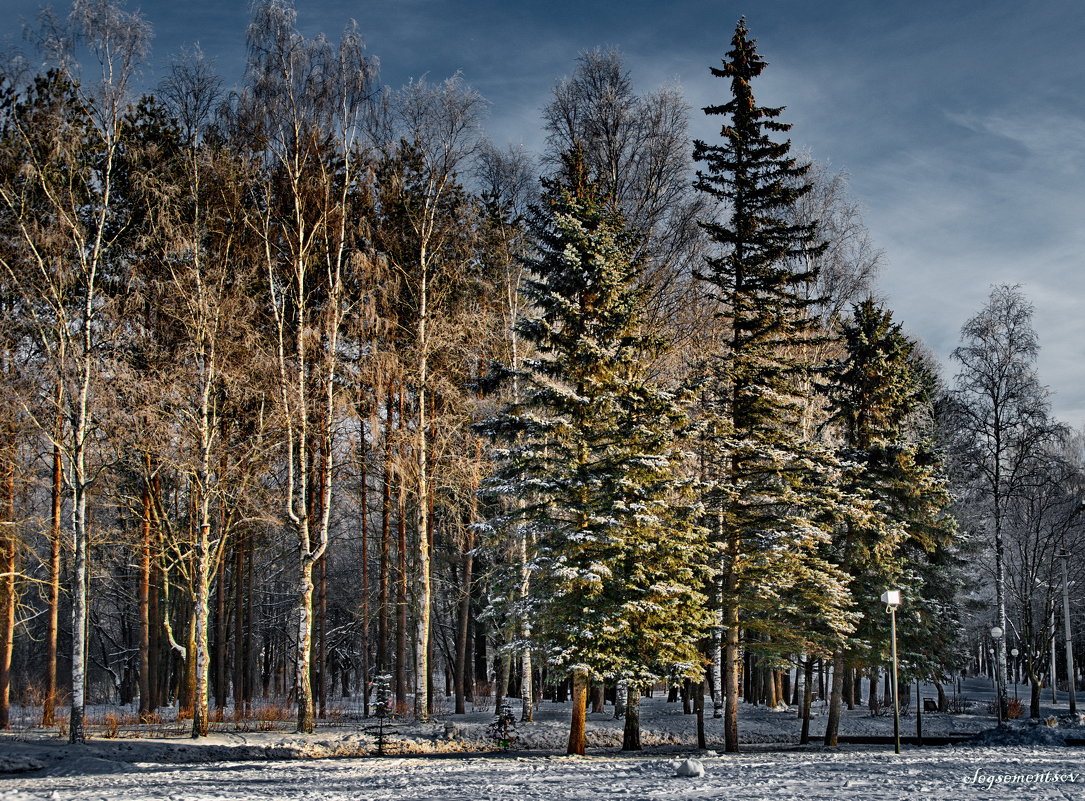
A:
[692,19,854,753]
[479,148,710,755]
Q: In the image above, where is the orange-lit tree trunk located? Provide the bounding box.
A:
[0,419,17,729]
[137,472,154,720]
[377,388,392,678]
[42,423,62,727]
[567,667,588,755]
[359,410,371,716]
[395,387,408,706]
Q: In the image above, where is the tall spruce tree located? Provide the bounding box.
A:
[821,300,958,744]
[479,148,710,755]
[692,19,854,753]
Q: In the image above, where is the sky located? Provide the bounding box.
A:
[6,0,1085,427]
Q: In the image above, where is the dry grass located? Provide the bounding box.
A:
[253,701,293,732]
[8,695,395,738]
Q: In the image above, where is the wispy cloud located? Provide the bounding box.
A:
[6,0,1083,423]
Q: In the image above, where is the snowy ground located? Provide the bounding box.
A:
[2,679,1083,800]
[3,746,1083,800]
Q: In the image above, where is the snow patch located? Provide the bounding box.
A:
[675,757,705,777]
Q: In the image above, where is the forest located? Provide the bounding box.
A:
[0,0,1082,757]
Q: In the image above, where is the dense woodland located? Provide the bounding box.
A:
[0,0,1082,754]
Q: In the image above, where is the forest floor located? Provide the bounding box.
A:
[2,679,1083,800]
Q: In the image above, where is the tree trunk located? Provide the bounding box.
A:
[295,546,318,733]
[192,363,219,739]
[0,421,16,729]
[592,682,605,714]
[243,539,254,710]
[180,604,197,716]
[495,639,510,711]
[395,457,408,704]
[213,539,227,711]
[213,447,229,713]
[622,685,641,751]
[43,433,62,727]
[711,612,724,717]
[413,267,432,723]
[567,667,588,755]
[318,550,327,719]
[148,494,162,713]
[359,418,371,718]
[191,520,212,737]
[723,597,740,752]
[868,665,879,714]
[395,388,408,707]
[519,640,533,723]
[765,667,778,707]
[378,389,392,676]
[800,657,814,744]
[69,438,89,744]
[454,522,474,715]
[696,680,706,750]
[824,651,844,746]
[232,533,246,717]
[935,680,948,713]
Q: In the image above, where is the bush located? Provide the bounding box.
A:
[472,681,493,713]
[947,695,973,714]
[984,698,1023,719]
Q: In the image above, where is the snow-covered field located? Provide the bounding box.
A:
[3,746,1083,801]
[2,679,1083,800]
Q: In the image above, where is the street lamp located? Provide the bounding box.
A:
[1058,551,1077,714]
[1010,648,1019,699]
[882,590,902,754]
[991,626,1005,724]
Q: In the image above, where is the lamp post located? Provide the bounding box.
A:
[1010,648,1019,699]
[882,590,902,754]
[1059,550,1077,714]
[990,626,1005,725]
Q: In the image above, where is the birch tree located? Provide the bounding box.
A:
[952,284,1057,721]
[242,0,378,733]
[381,76,485,721]
[0,0,150,743]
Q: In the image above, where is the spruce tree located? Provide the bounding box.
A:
[692,19,854,753]
[480,148,710,755]
[820,300,959,743]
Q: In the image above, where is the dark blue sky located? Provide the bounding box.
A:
[7,0,1085,425]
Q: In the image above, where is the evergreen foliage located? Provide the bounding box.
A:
[479,147,711,697]
[821,301,961,742]
[691,18,855,751]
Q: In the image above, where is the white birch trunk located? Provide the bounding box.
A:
[414,264,432,722]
